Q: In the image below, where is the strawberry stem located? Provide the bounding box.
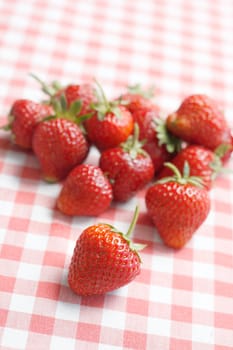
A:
[29,73,55,97]
[157,161,204,187]
[121,123,147,158]
[163,162,182,179]
[94,79,110,110]
[126,206,139,238]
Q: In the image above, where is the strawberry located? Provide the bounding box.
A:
[99,123,154,201]
[166,94,233,160]
[118,85,180,172]
[68,206,145,296]
[85,81,134,151]
[119,84,157,116]
[2,99,53,149]
[30,73,95,117]
[157,144,231,190]
[57,164,113,216]
[146,162,210,249]
[32,117,89,182]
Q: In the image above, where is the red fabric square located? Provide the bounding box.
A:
[1,245,22,260]
[0,309,8,326]
[76,322,101,342]
[15,191,35,204]
[0,275,16,292]
[123,330,147,350]
[36,281,61,300]
[170,338,192,350]
[215,281,233,298]
[8,217,29,231]
[173,274,193,290]
[43,251,66,267]
[136,268,151,284]
[171,305,192,323]
[215,313,233,330]
[126,297,149,316]
[50,222,71,238]
[30,314,55,334]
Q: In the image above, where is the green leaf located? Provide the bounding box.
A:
[214,143,231,158]
[41,115,56,122]
[155,118,181,153]
[69,100,82,117]
[60,93,67,112]
[0,123,11,131]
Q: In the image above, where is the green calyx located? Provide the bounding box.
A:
[109,206,146,260]
[42,94,92,130]
[209,144,233,179]
[121,123,147,159]
[157,161,204,187]
[155,118,182,153]
[127,83,155,99]
[91,79,122,120]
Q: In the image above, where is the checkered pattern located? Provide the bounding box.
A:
[0,0,233,349]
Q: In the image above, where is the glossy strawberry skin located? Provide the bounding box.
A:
[85,106,133,151]
[158,145,216,190]
[123,98,171,172]
[68,223,141,296]
[57,164,113,216]
[166,94,233,154]
[9,99,53,149]
[32,118,89,182]
[145,182,210,249]
[99,147,154,201]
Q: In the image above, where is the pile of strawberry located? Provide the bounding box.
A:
[2,75,233,296]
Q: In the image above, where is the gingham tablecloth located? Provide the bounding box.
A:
[0,0,233,349]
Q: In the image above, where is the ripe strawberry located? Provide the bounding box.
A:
[146,162,210,249]
[85,81,134,151]
[119,84,157,116]
[31,73,95,117]
[99,124,154,201]
[33,117,89,182]
[68,206,145,296]
[57,164,113,216]
[158,144,229,190]
[166,94,233,160]
[3,99,53,149]
[118,85,180,172]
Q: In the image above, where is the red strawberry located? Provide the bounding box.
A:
[56,84,94,116]
[99,124,154,201]
[3,99,53,149]
[166,94,233,160]
[146,162,210,249]
[32,118,89,182]
[158,144,230,190]
[118,85,180,172]
[30,73,95,117]
[119,84,157,116]
[68,206,145,296]
[85,81,134,151]
[57,164,113,216]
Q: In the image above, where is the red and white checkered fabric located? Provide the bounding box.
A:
[0,0,233,349]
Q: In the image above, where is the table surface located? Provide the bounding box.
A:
[0,0,233,349]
